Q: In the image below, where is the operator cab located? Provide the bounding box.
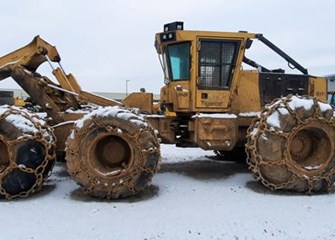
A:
[155,22,324,114]
[159,22,239,90]
[155,22,254,113]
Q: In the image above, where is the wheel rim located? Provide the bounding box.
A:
[288,120,333,174]
[89,133,133,176]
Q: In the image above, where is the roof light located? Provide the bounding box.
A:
[163,22,184,32]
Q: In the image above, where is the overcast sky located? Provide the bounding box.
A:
[0,0,334,94]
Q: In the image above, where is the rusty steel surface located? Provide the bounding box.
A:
[10,66,80,121]
[246,95,335,193]
[0,107,56,199]
[66,107,161,199]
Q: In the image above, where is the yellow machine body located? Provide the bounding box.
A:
[150,22,328,150]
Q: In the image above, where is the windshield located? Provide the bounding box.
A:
[165,42,190,81]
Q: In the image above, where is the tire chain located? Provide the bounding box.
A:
[0,107,56,199]
[66,108,161,199]
[245,95,335,193]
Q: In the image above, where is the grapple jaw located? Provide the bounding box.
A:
[0,36,61,81]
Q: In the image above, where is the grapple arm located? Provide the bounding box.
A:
[0,35,60,80]
[0,36,122,121]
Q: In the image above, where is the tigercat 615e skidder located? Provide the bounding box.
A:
[0,22,334,199]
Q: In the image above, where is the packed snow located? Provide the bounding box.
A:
[5,114,38,134]
[266,108,289,128]
[0,106,46,135]
[266,111,281,128]
[304,164,323,170]
[74,106,147,129]
[2,144,335,240]
[288,96,313,111]
[192,113,237,119]
[250,127,259,137]
[318,102,333,112]
[238,112,260,118]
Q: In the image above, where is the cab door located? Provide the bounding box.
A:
[196,39,241,110]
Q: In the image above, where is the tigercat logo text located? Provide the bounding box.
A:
[201,101,223,107]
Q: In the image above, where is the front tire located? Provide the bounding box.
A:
[66,107,161,199]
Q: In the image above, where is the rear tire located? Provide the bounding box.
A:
[0,107,56,199]
[66,107,161,199]
[246,95,335,193]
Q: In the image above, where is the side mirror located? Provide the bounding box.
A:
[246,39,253,49]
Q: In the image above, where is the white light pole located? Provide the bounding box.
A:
[126,79,130,97]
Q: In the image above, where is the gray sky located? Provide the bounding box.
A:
[0,0,334,93]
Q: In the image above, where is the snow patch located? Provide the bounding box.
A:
[35,112,48,120]
[304,165,323,170]
[69,130,75,140]
[250,127,259,136]
[266,111,281,128]
[5,113,38,134]
[260,133,268,141]
[74,106,147,130]
[192,113,237,119]
[0,106,54,143]
[238,112,260,118]
[146,114,166,118]
[318,102,332,112]
[288,96,313,111]
[277,107,289,115]
[266,107,289,128]
[65,109,90,114]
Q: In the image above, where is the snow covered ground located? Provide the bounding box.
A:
[2,144,335,240]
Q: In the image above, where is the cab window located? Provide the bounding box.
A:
[166,42,190,81]
[198,40,240,89]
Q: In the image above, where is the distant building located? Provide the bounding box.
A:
[0,88,160,102]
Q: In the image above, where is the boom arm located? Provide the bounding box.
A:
[0,36,60,80]
[0,36,122,123]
